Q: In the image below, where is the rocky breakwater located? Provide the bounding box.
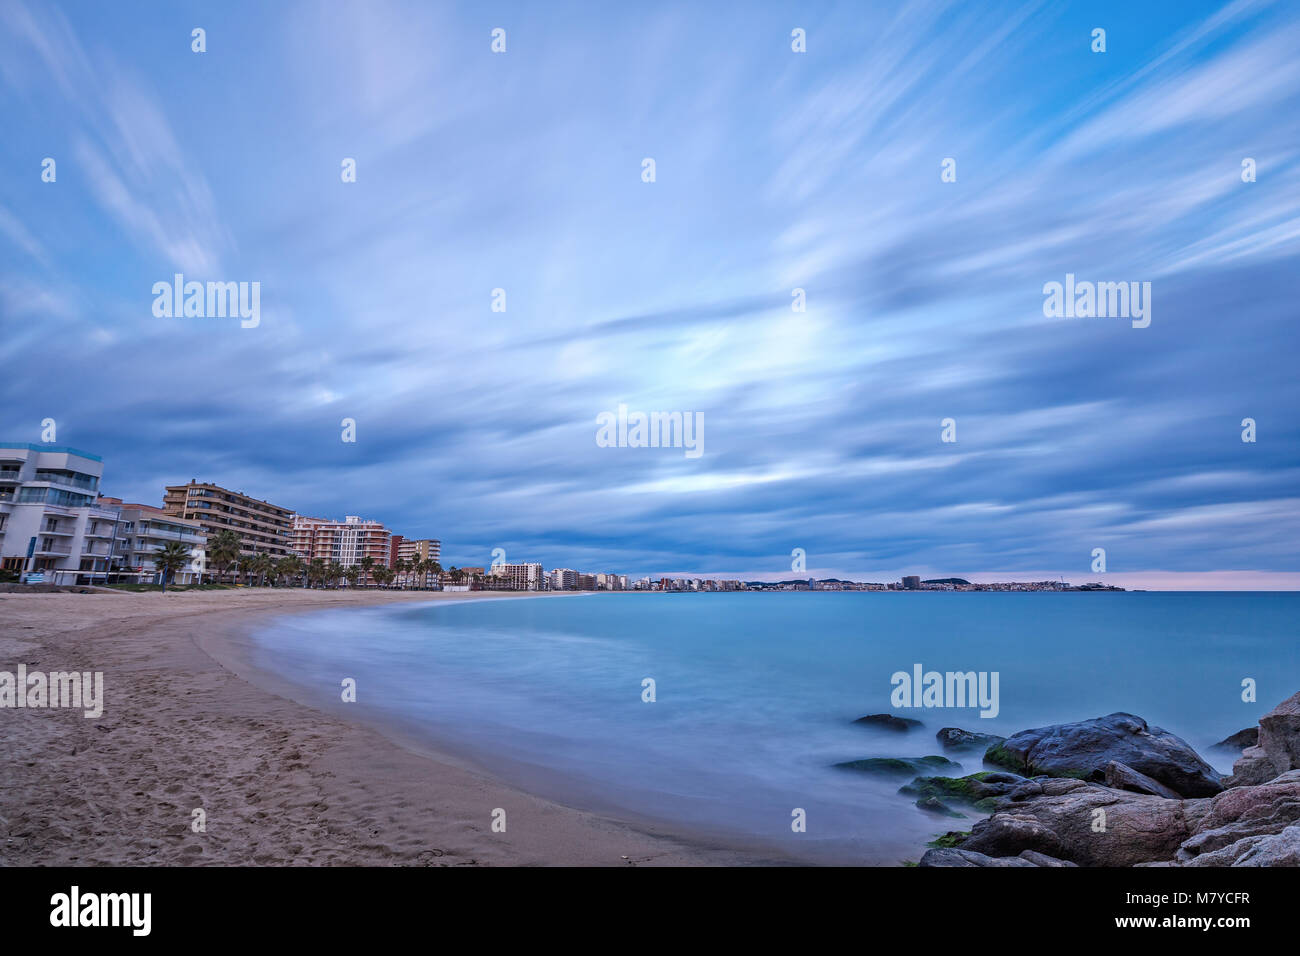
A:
[916,691,1300,867]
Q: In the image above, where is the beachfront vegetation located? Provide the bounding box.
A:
[207,529,242,584]
[153,540,193,591]
[127,539,448,592]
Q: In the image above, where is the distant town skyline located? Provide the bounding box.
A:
[2,1,1298,588]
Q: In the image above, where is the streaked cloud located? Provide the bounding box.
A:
[0,0,1296,585]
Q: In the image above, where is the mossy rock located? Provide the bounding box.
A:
[915,796,966,818]
[900,771,1025,812]
[982,742,1095,781]
[925,830,971,849]
[833,755,962,777]
[983,742,1028,772]
[900,771,994,799]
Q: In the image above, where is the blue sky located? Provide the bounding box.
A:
[1,0,1298,586]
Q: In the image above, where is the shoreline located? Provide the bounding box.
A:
[0,588,797,866]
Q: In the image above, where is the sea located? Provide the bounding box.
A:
[248,591,1300,863]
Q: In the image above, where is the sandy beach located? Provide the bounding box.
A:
[0,588,774,866]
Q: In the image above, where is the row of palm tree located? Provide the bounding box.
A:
[149,531,452,591]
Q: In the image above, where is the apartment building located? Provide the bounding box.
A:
[396,537,441,587]
[397,537,441,565]
[487,562,546,591]
[0,443,119,584]
[290,515,391,583]
[163,480,293,559]
[549,568,578,591]
[98,497,206,585]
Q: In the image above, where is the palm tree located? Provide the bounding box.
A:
[390,557,406,588]
[153,541,192,591]
[359,555,375,588]
[344,566,361,588]
[249,552,274,587]
[277,556,302,588]
[308,558,326,589]
[208,529,242,584]
[326,561,344,589]
[374,567,394,588]
[430,561,443,588]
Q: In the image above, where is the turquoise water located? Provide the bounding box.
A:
[249,592,1300,863]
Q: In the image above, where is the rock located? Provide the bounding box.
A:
[984,713,1222,797]
[1018,849,1077,867]
[915,796,965,818]
[1225,693,1300,786]
[834,755,960,777]
[918,848,1036,867]
[900,771,1027,812]
[914,692,1300,867]
[1227,746,1278,787]
[1257,691,1300,775]
[916,846,1076,867]
[1104,760,1183,799]
[958,778,1200,866]
[1185,824,1300,867]
[925,831,969,849]
[854,714,922,732]
[1212,728,1259,752]
[1175,769,1300,864]
[937,727,1005,751]
[951,764,1300,868]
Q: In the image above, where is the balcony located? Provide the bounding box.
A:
[0,470,22,481]
[39,526,76,536]
[138,525,202,542]
[35,544,73,556]
[33,471,100,492]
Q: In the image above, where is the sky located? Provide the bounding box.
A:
[1,0,1298,587]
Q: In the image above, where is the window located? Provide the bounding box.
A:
[17,487,94,507]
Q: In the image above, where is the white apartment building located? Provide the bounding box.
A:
[0,443,119,584]
[489,562,547,591]
[99,497,206,585]
[549,568,578,591]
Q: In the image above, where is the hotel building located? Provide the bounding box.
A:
[289,515,392,583]
[0,443,120,584]
[163,480,293,559]
[488,562,546,591]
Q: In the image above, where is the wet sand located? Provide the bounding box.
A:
[0,588,787,866]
